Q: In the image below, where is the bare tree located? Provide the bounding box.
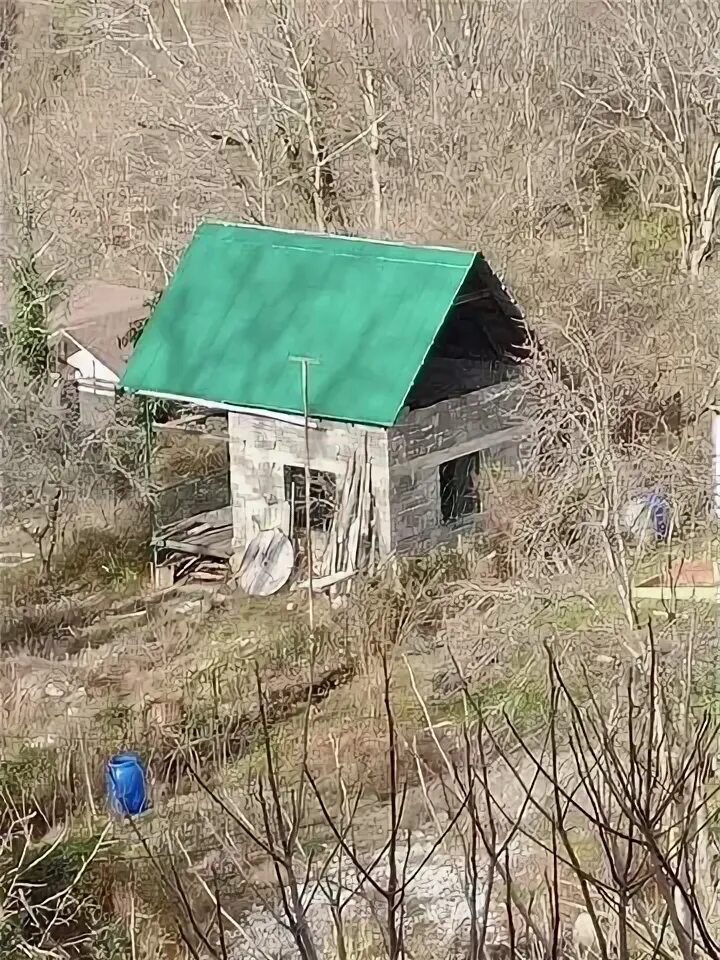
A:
[567,0,720,274]
[0,356,148,582]
[0,806,114,958]
[0,0,18,329]
[0,364,79,579]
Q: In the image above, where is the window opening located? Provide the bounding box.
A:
[284,465,336,532]
[439,451,481,524]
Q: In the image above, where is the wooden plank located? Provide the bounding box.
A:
[177,556,197,576]
[156,538,210,558]
[156,537,232,560]
[356,443,372,567]
[292,569,356,592]
[634,584,719,602]
[187,523,232,542]
[346,462,365,570]
[334,452,358,574]
[346,446,366,565]
[289,482,296,541]
[186,522,212,537]
[333,455,355,569]
[162,511,217,537]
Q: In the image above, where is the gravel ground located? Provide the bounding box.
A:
[228,836,502,959]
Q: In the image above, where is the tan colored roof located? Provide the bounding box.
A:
[48,281,155,375]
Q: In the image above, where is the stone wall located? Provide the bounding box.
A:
[228,381,528,560]
[228,411,391,554]
[387,382,526,554]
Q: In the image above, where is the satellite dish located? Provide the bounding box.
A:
[237,528,294,597]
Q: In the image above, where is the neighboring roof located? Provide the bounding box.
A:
[48,281,154,376]
[120,223,497,425]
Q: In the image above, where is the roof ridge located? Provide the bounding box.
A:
[199,220,475,259]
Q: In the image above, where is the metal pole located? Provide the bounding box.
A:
[290,356,319,635]
[143,397,158,581]
[300,359,315,634]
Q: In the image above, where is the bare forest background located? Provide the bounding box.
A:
[3,2,720,960]
[4,0,720,475]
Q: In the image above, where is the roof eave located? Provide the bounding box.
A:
[121,387,391,431]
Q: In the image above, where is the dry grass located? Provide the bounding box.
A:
[2,524,717,959]
[153,431,229,487]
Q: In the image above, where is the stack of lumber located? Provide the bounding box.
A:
[320,442,375,576]
[294,441,378,594]
[160,511,231,543]
[153,505,233,558]
[155,551,228,583]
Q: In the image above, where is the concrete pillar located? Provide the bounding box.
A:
[368,432,393,557]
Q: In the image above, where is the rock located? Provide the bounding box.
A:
[175,598,204,616]
[573,912,596,951]
[45,680,66,698]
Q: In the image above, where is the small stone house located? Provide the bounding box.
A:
[121,222,529,564]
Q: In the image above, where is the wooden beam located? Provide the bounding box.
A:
[389,425,526,476]
[154,422,229,441]
[153,536,232,560]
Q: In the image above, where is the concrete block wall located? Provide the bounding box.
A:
[387,381,525,554]
[228,411,391,554]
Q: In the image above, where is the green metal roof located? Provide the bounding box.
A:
[120,222,477,426]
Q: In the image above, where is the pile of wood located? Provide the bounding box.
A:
[152,508,233,585]
[154,550,228,584]
[295,441,378,594]
[320,441,377,576]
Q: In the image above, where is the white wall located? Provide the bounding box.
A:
[65,347,117,396]
[228,409,392,555]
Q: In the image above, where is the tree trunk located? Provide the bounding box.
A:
[688,141,720,275]
[361,67,382,233]
[0,73,15,330]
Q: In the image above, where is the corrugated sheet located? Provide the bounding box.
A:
[120,223,475,426]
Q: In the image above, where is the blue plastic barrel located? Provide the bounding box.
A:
[106,752,150,817]
[641,492,671,542]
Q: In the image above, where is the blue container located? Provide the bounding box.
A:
[106,752,150,817]
[641,492,671,542]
